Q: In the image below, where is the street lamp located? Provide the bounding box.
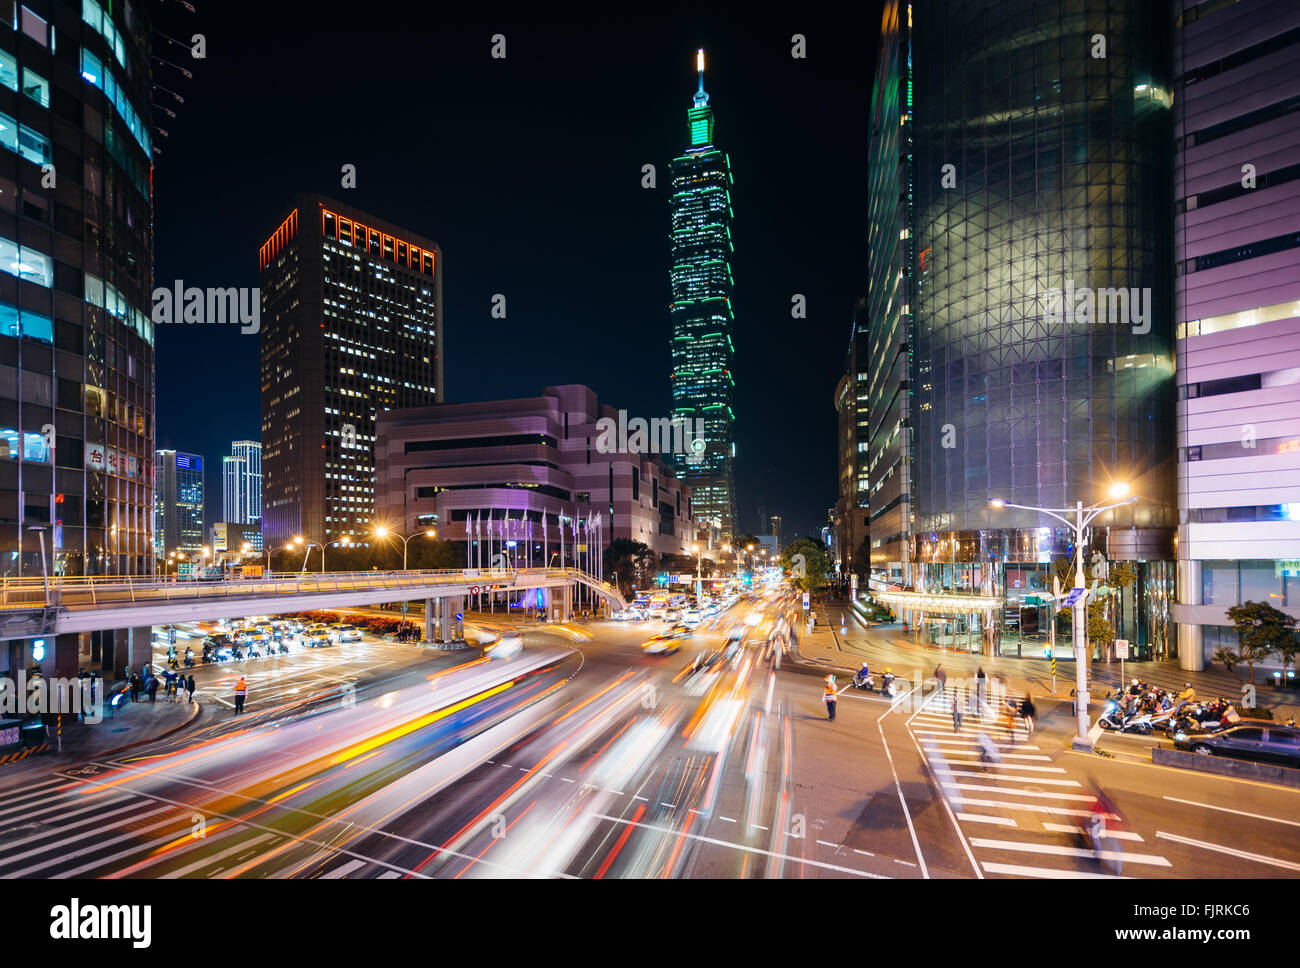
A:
[372,525,437,570]
[990,483,1138,750]
[691,543,704,599]
[322,535,353,573]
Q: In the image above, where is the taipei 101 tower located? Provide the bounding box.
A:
[668,49,737,543]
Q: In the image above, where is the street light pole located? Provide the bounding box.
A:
[990,484,1136,751]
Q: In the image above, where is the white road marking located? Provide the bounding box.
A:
[941,782,1097,803]
[320,858,366,879]
[1163,796,1300,829]
[982,861,1125,879]
[162,832,275,879]
[1042,822,1144,842]
[934,769,1081,787]
[1156,831,1300,872]
[590,812,889,879]
[957,813,1017,827]
[718,815,736,822]
[969,838,1169,867]
[927,758,1064,773]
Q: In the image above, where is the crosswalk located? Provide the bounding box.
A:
[907,693,1173,878]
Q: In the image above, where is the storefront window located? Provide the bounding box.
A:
[1239,560,1284,605]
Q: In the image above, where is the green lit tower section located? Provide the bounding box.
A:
[670,49,736,542]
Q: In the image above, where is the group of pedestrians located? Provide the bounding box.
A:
[162,667,197,703]
[124,663,197,705]
[942,665,1035,738]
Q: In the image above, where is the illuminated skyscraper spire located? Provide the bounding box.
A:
[669,47,736,542]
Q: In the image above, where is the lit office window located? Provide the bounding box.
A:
[0,50,15,92]
[21,68,47,107]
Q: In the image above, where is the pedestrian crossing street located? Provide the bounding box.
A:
[907,693,1173,878]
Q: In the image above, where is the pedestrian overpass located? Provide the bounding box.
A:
[0,567,626,643]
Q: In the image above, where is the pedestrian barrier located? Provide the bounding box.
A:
[1151,746,1300,789]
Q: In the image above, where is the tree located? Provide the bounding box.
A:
[604,539,653,596]
[1221,601,1300,685]
[1087,600,1114,660]
[780,538,830,593]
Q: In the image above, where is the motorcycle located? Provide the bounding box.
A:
[230,645,245,661]
[852,670,875,691]
[881,673,898,699]
[183,650,195,668]
[201,646,214,665]
[276,641,290,655]
[1097,699,1152,734]
[246,643,262,659]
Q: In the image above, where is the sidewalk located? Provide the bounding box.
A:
[0,689,201,785]
[796,599,1300,721]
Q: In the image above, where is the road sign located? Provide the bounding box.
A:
[469,585,479,595]
[802,592,810,608]
[1061,587,1087,608]
[1115,639,1130,659]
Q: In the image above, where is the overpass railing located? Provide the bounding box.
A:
[0,567,623,612]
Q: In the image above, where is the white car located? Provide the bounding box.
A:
[684,608,702,624]
[486,632,523,659]
[664,609,682,623]
[329,624,363,643]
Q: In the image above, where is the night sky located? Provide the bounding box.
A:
[150,0,882,540]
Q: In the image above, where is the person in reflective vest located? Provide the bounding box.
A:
[234,677,248,715]
[823,675,838,721]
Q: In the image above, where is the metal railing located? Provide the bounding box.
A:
[0,567,622,611]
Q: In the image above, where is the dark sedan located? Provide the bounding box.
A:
[1173,721,1300,767]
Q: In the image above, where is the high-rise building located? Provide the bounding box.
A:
[864,1,914,581]
[897,0,1176,658]
[0,2,156,584]
[259,195,443,548]
[669,49,736,542]
[836,297,871,577]
[155,450,204,556]
[222,439,261,524]
[767,514,782,548]
[1172,0,1300,670]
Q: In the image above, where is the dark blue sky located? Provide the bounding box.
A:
[150,0,880,540]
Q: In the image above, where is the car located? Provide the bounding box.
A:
[1173,721,1300,766]
[329,623,363,643]
[664,609,682,623]
[240,626,272,645]
[301,623,332,647]
[642,631,681,655]
[683,608,702,624]
[485,632,524,659]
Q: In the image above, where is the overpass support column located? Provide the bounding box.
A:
[562,584,572,621]
[126,626,152,679]
[425,598,436,643]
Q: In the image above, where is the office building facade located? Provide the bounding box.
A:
[897,0,1177,658]
[259,195,443,549]
[834,297,871,576]
[222,439,260,525]
[154,449,203,556]
[1172,0,1300,669]
[864,0,914,581]
[0,0,156,584]
[375,385,695,567]
[669,49,736,542]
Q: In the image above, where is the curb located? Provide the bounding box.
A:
[89,700,203,761]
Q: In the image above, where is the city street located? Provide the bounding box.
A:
[2,603,1297,879]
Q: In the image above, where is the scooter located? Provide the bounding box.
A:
[183,650,195,668]
[881,673,898,699]
[246,643,263,659]
[852,670,875,691]
[1097,700,1152,734]
[201,646,214,665]
[230,645,245,661]
[276,641,290,655]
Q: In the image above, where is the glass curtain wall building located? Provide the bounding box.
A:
[905,0,1177,658]
[222,439,260,524]
[0,0,155,582]
[669,49,736,542]
[865,0,915,582]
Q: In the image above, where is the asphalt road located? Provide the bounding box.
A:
[0,601,1297,878]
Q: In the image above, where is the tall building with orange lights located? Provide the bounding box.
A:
[258,195,443,548]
